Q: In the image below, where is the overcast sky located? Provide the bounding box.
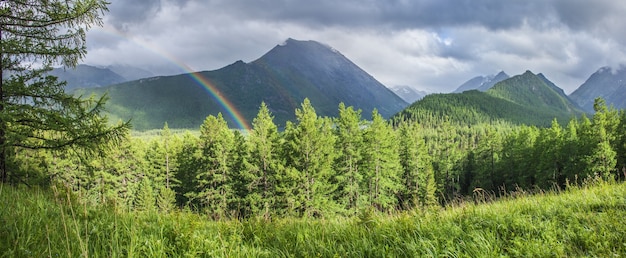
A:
[84,0,626,93]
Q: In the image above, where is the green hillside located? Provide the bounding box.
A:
[77,62,294,130]
[488,71,580,113]
[394,71,583,126]
[2,181,625,257]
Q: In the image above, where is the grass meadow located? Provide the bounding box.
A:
[1,180,626,257]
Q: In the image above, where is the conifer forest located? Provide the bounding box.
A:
[12,98,625,220]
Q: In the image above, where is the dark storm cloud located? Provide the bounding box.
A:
[208,0,625,35]
[100,0,626,36]
[551,0,626,45]
[105,0,162,30]
[208,0,542,29]
[101,0,626,39]
[86,0,626,93]
[553,0,616,30]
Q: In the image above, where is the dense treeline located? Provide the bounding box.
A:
[392,90,578,127]
[13,98,626,219]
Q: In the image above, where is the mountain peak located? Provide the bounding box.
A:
[258,38,345,66]
[453,70,510,93]
[488,71,580,114]
[390,85,427,104]
[495,71,508,77]
[570,65,626,112]
[279,38,300,47]
[276,38,334,51]
[253,38,407,118]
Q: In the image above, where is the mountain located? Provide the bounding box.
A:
[569,66,626,112]
[107,64,155,81]
[253,39,407,118]
[488,71,580,114]
[453,71,509,93]
[394,71,582,126]
[390,85,428,104]
[82,38,408,130]
[49,64,126,91]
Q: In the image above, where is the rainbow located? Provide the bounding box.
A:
[91,26,251,130]
[184,71,251,131]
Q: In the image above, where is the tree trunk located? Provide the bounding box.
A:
[0,28,6,184]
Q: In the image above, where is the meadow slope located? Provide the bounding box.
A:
[1,181,625,257]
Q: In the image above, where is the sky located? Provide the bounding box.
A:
[84,0,626,93]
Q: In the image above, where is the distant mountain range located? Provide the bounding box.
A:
[452,66,626,115]
[390,85,428,104]
[106,65,155,81]
[49,65,126,91]
[79,38,408,130]
[453,71,509,93]
[63,39,626,129]
[49,64,155,91]
[394,71,583,126]
[569,66,626,112]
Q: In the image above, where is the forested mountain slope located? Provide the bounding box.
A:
[394,71,583,126]
[488,71,580,113]
[80,38,407,130]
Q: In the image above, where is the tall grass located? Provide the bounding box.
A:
[2,181,626,257]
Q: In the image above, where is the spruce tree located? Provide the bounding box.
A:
[398,122,436,209]
[333,103,365,214]
[145,139,167,188]
[156,185,176,213]
[587,98,617,180]
[112,135,145,209]
[275,121,300,216]
[247,102,281,218]
[136,177,156,212]
[501,126,539,190]
[0,0,129,183]
[432,119,460,198]
[362,109,401,212]
[196,113,236,219]
[534,119,564,188]
[174,132,201,207]
[230,130,251,218]
[398,122,421,208]
[75,132,142,208]
[576,115,595,179]
[562,119,581,183]
[472,126,502,192]
[284,99,337,217]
